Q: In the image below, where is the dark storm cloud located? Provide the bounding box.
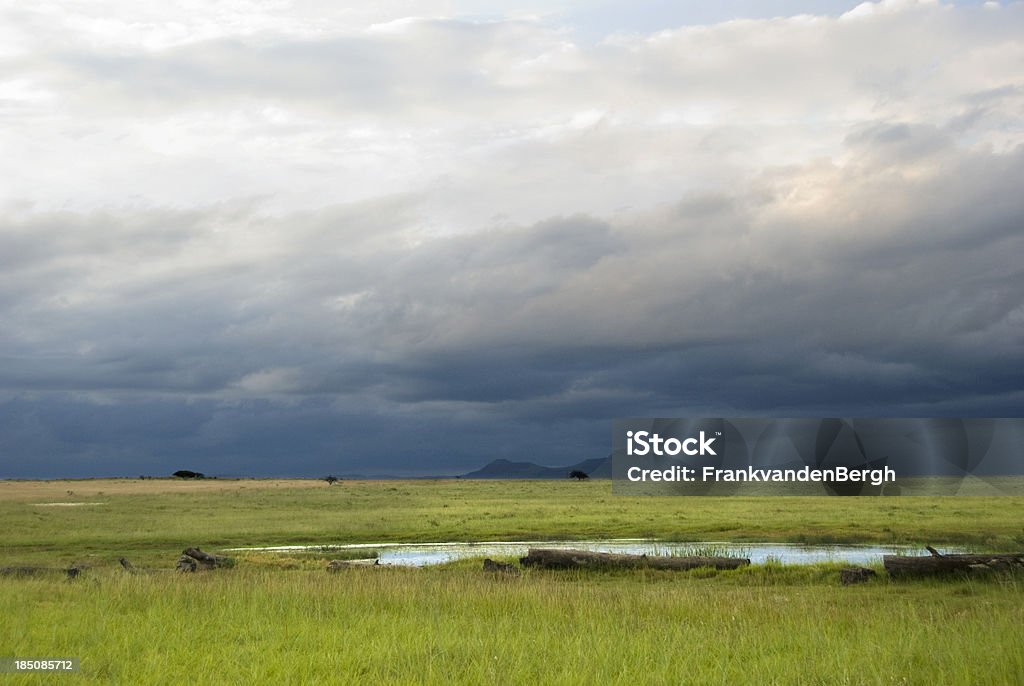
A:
[1,126,1022,476]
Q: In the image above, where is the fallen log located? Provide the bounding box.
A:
[176,555,198,573]
[1,566,55,577]
[884,549,1024,578]
[0,566,84,579]
[182,547,234,569]
[519,548,749,571]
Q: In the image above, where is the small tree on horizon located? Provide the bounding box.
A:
[568,470,589,481]
[324,475,339,485]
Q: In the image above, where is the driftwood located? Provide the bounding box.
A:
[176,556,197,572]
[184,547,233,568]
[176,547,234,572]
[884,548,1024,578]
[0,566,50,577]
[840,567,877,585]
[519,548,750,571]
[0,565,83,579]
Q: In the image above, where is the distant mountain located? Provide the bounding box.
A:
[461,455,611,479]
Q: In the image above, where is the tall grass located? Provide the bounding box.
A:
[2,565,1022,685]
[654,542,753,558]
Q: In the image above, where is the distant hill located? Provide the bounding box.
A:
[461,456,611,480]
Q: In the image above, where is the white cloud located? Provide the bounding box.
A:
[0,0,1019,225]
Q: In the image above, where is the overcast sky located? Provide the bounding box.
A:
[1,0,1022,478]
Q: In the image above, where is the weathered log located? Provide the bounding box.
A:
[0,566,83,579]
[0,566,53,577]
[884,550,1024,578]
[840,567,876,585]
[176,555,197,573]
[182,547,234,569]
[519,548,749,571]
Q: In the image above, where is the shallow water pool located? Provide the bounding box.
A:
[226,540,959,567]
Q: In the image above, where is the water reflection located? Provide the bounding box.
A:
[227,540,960,567]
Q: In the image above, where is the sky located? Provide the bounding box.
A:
[1,0,1022,478]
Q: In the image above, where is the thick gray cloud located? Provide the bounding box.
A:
[1,1,1022,477]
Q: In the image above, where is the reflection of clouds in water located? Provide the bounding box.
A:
[227,540,953,567]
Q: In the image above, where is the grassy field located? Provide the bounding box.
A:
[2,478,1023,567]
[2,479,1023,684]
[3,564,1023,685]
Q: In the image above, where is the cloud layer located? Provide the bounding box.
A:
[1,0,1022,476]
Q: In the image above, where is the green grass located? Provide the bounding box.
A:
[2,479,1023,684]
[2,565,1022,685]
[2,479,1023,567]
